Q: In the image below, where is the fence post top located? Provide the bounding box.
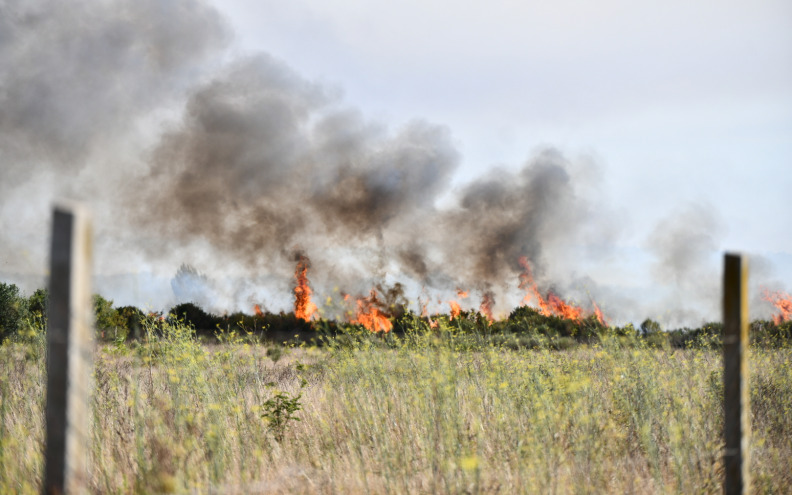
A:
[53,200,92,218]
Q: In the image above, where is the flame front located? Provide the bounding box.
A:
[762,289,792,325]
[253,304,264,317]
[448,289,468,320]
[592,299,608,327]
[351,289,393,333]
[545,292,583,320]
[420,299,440,328]
[518,256,585,322]
[294,255,318,322]
[479,292,495,324]
[449,300,462,320]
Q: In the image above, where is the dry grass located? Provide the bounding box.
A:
[0,319,790,493]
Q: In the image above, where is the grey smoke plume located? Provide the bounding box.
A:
[134,59,590,309]
[645,203,724,326]
[2,0,741,324]
[0,0,228,180]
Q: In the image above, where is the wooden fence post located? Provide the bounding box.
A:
[44,203,93,495]
[723,253,749,495]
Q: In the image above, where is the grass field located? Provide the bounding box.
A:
[1,318,790,494]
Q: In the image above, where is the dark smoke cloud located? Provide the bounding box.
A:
[3,0,737,325]
[441,151,582,288]
[136,54,460,270]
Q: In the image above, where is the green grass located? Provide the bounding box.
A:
[0,318,790,493]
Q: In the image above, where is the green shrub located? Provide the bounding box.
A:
[644,332,669,349]
[261,379,306,442]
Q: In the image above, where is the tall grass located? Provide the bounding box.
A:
[0,318,789,493]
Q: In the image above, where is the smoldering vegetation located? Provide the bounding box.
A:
[0,0,781,324]
[127,56,600,316]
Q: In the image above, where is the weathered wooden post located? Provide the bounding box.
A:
[723,253,750,495]
[44,203,93,495]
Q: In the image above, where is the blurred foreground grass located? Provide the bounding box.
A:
[0,318,790,494]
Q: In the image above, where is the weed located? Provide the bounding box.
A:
[261,378,306,442]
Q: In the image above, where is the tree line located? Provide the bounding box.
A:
[1,281,789,348]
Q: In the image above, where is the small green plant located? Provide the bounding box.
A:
[266,345,284,363]
[261,379,306,442]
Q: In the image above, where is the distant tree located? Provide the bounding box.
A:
[169,302,220,334]
[93,294,126,340]
[28,288,48,316]
[640,318,662,336]
[0,283,29,340]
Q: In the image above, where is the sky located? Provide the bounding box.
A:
[1,0,790,327]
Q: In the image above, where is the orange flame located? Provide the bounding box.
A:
[518,256,583,321]
[448,289,469,320]
[480,292,495,324]
[762,289,792,325]
[592,300,608,327]
[518,256,540,305]
[294,255,318,322]
[253,304,264,317]
[545,292,583,320]
[449,300,462,320]
[351,289,393,333]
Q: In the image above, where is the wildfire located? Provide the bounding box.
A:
[419,298,439,328]
[591,300,608,327]
[351,289,393,333]
[518,256,585,322]
[762,289,792,325]
[449,289,468,320]
[293,254,318,322]
[449,301,462,320]
[479,292,495,324]
[253,304,264,317]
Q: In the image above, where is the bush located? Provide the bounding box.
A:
[117,306,146,340]
[644,332,669,349]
